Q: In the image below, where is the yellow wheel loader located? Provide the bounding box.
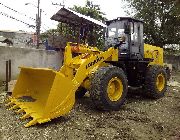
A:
[5,8,170,127]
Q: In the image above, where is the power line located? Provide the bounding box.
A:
[0,12,35,28]
[0,11,48,31]
[0,2,57,31]
[0,2,36,21]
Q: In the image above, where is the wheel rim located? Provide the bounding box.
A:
[107,77,123,101]
[156,73,165,92]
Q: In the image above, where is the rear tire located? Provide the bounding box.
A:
[90,66,128,110]
[164,66,171,81]
[144,65,167,99]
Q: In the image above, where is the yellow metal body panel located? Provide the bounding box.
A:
[144,44,164,66]
[6,42,118,127]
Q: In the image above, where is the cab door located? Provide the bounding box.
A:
[130,21,144,59]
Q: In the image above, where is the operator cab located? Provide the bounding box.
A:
[105,17,144,60]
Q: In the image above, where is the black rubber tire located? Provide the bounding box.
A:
[75,87,87,98]
[90,66,128,110]
[144,65,167,99]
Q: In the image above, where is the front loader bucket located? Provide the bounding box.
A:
[5,67,75,127]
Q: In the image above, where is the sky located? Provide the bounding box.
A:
[0,0,129,33]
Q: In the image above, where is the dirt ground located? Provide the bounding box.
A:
[0,72,180,140]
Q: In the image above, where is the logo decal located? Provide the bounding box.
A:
[86,56,104,69]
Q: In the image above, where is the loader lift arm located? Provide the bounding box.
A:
[62,42,118,86]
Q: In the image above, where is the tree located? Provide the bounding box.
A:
[72,0,107,48]
[41,29,57,40]
[58,0,107,48]
[71,0,106,22]
[125,0,180,48]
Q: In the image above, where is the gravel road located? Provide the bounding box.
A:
[0,72,180,140]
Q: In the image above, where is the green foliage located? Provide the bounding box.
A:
[71,0,106,22]
[40,29,57,40]
[69,0,107,49]
[57,22,80,42]
[164,49,180,56]
[125,0,180,47]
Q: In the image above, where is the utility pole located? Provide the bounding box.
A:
[36,0,41,49]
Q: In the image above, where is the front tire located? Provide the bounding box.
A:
[144,65,167,99]
[75,87,87,98]
[90,66,128,110]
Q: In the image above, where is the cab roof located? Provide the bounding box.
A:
[106,17,144,25]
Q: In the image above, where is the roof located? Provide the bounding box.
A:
[51,7,106,28]
[0,30,34,34]
[106,17,144,25]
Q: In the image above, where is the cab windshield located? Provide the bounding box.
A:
[107,21,126,38]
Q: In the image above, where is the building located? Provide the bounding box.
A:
[0,30,36,47]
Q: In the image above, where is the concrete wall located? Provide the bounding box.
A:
[164,55,180,70]
[0,46,63,81]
